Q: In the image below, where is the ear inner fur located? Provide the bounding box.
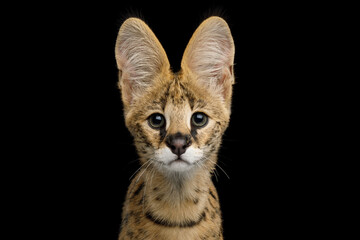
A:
[115,18,170,109]
[181,16,235,108]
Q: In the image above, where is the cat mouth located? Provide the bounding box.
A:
[169,158,190,165]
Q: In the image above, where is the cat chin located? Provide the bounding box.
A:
[154,146,204,174]
[156,162,199,182]
[162,159,195,172]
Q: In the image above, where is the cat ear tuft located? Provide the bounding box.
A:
[115,18,170,107]
[181,17,235,104]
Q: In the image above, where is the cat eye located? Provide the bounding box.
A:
[191,112,208,128]
[148,113,165,129]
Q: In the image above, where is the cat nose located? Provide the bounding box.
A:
[166,133,191,157]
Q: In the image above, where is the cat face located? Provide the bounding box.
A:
[115,17,235,176]
[124,75,230,175]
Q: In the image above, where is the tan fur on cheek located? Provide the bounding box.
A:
[141,121,163,148]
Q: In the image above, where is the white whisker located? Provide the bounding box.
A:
[202,156,230,180]
[215,162,230,180]
[142,161,154,213]
[129,159,151,181]
[136,159,153,184]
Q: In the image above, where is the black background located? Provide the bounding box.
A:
[18,0,335,239]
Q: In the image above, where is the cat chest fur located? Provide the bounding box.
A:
[119,171,222,239]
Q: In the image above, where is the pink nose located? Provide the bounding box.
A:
[166,133,191,156]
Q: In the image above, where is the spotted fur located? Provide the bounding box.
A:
[115,16,235,240]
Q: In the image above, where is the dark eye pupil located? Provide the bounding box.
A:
[152,115,163,125]
[194,114,204,123]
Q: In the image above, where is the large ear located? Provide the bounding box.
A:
[181,17,235,105]
[115,18,170,107]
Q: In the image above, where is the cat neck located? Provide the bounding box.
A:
[144,166,212,200]
[138,166,213,223]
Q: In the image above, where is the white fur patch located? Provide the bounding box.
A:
[154,146,203,173]
[180,146,203,164]
[155,147,178,164]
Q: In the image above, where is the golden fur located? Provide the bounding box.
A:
[115,16,235,239]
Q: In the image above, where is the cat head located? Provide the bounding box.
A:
[115,17,235,177]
